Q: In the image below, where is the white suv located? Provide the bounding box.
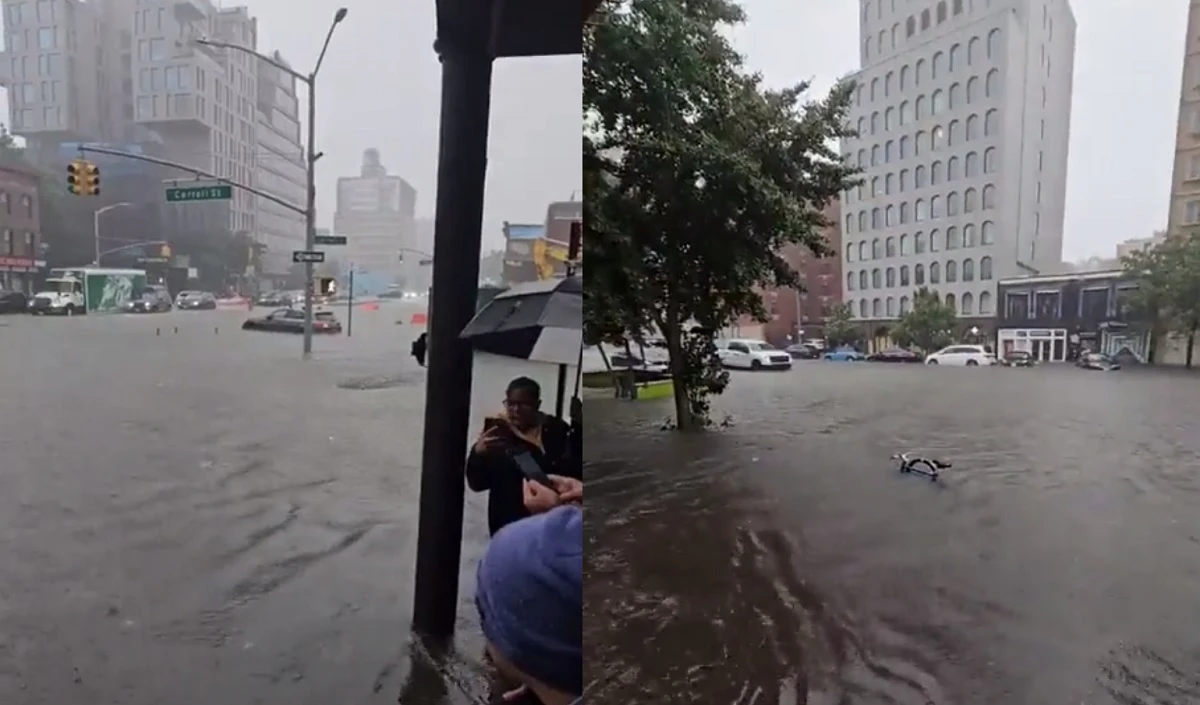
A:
[925,345,997,366]
[716,339,793,370]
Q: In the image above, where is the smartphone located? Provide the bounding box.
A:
[511,451,553,487]
[483,417,505,432]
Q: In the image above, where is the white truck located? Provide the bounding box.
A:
[28,267,147,315]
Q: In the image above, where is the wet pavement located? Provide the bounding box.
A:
[586,362,1200,704]
[0,304,564,705]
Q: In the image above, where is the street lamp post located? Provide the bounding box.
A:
[196,6,347,359]
[94,202,134,265]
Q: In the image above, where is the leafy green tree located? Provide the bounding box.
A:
[1122,232,1200,367]
[823,302,859,349]
[892,287,957,353]
[584,0,858,429]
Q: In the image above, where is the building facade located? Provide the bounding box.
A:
[253,50,304,278]
[995,269,1144,362]
[1167,1,1200,236]
[760,201,844,346]
[842,0,1076,327]
[0,163,42,293]
[333,148,417,286]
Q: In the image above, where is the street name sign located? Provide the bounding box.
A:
[292,250,326,264]
[314,234,347,246]
[165,184,233,202]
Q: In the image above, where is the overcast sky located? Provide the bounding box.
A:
[729,0,1188,261]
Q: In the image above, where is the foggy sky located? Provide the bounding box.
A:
[728,0,1188,261]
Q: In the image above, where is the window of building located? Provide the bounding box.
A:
[960,292,973,315]
[899,135,910,159]
[914,231,926,254]
[860,299,869,317]
[930,229,941,252]
[900,295,911,314]
[916,58,927,85]
[987,29,1001,59]
[930,261,941,283]
[871,78,880,101]
[949,44,962,72]
[965,151,979,176]
[932,160,944,184]
[953,0,964,15]
[982,184,996,209]
[873,298,883,317]
[847,272,855,290]
[964,187,978,212]
[885,107,895,130]
[886,205,895,226]
[872,111,881,133]
[900,201,910,223]
[946,260,958,282]
[932,125,945,150]
[984,108,998,136]
[872,207,881,228]
[885,71,894,96]
[937,1,948,23]
[932,89,945,115]
[900,234,910,255]
[900,65,910,90]
[931,195,943,218]
[872,269,882,288]
[921,9,931,30]
[933,52,945,79]
[915,263,926,284]
[984,147,997,173]
[985,69,999,98]
[886,267,896,287]
[846,239,854,258]
[906,16,916,37]
[980,256,993,280]
[915,131,926,156]
[886,237,897,257]
[885,140,895,162]
[962,258,975,282]
[968,36,981,65]
[963,223,976,247]
[979,290,993,314]
[945,227,958,250]
[981,221,995,245]
[899,169,909,191]
[915,165,927,187]
[900,265,910,285]
[900,100,911,126]
[858,212,867,231]
[949,83,961,110]
[966,76,979,103]
[948,156,961,180]
[871,145,880,166]
[966,114,979,140]
[859,270,868,289]
[916,198,928,221]
[872,238,882,258]
[886,173,895,193]
[859,241,868,260]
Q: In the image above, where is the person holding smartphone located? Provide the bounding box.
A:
[466,377,582,536]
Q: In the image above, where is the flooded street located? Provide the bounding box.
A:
[0,304,559,704]
[585,363,1200,704]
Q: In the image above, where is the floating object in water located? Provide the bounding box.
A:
[891,452,951,481]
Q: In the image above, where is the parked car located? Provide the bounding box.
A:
[785,343,822,359]
[242,308,343,334]
[824,346,866,361]
[925,344,997,366]
[175,291,217,310]
[716,339,793,370]
[0,290,28,313]
[1077,352,1120,371]
[255,291,290,307]
[867,347,923,363]
[126,285,173,313]
[1001,350,1037,367]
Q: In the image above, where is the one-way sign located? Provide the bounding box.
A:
[292,250,325,263]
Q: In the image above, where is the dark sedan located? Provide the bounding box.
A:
[242,308,343,334]
[867,348,923,363]
[785,343,822,359]
[0,290,28,313]
[1001,350,1037,367]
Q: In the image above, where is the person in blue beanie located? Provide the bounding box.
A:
[475,504,583,705]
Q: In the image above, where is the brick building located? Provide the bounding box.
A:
[0,164,42,294]
[759,201,844,346]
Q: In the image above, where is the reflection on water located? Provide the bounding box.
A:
[584,365,1200,704]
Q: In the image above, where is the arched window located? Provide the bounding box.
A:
[948,156,961,180]
[886,205,895,226]
[932,51,945,78]
[945,292,955,309]
[930,261,941,283]
[963,223,976,246]
[953,0,964,15]
[985,109,998,136]
[886,267,896,287]
[984,147,997,173]
[916,198,928,221]
[871,78,880,101]
[872,238,882,258]
[965,151,979,176]
[846,242,855,261]
[915,95,927,120]
[872,206,881,227]
[949,83,961,110]
[987,28,1001,59]
[931,195,943,218]
[886,140,895,162]
[921,8,931,29]
[982,184,996,209]
[900,201,910,223]
[886,236,897,257]
[932,160,944,184]
[857,117,866,135]
[871,111,881,132]
[886,107,896,130]
[858,148,867,167]
[966,114,980,140]
[887,296,896,317]
[945,227,958,250]
[964,187,978,212]
[847,271,856,290]
[860,299,869,317]
[846,215,854,235]
[932,89,945,114]
[900,65,910,90]
[949,44,962,71]
[986,69,999,98]
[899,135,910,158]
[886,173,895,194]
[873,298,883,317]
[916,130,927,155]
[872,268,882,288]
[891,24,898,48]
[900,295,911,314]
[916,58,927,84]
[961,292,974,315]
[878,32,885,54]
[916,165,927,187]
[906,16,916,37]
[914,231,926,254]
[979,290,993,314]
[966,76,979,103]
[900,169,910,191]
[900,265,910,285]
[929,228,941,252]
[915,263,926,284]
[968,36,981,65]
[859,241,868,260]
[946,260,958,283]
[900,100,912,125]
[936,1,948,23]
[947,191,960,215]
[885,71,895,97]
[981,220,995,245]
[871,177,879,197]
[962,258,975,281]
[980,256,993,280]
[860,270,869,289]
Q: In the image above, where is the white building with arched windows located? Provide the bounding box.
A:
[841,0,1076,326]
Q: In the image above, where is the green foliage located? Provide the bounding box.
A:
[892,287,957,353]
[584,0,859,429]
[1121,232,1200,367]
[823,302,859,348]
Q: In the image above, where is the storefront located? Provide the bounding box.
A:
[0,256,45,294]
[997,328,1069,362]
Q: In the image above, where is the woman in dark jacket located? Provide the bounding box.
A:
[466,377,582,536]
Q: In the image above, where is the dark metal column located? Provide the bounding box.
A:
[411,39,494,638]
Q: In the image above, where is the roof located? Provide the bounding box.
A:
[997,269,1129,287]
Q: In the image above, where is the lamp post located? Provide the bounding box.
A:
[94,202,134,265]
[196,6,348,359]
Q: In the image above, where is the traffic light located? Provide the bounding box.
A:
[318,277,337,295]
[66,159,85,195]
[84,162,100,196]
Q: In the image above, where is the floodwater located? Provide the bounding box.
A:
[0,304,569,705]
[585,362,1200,704]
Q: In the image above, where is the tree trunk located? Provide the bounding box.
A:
[662,307,692,431]
[1188,326,1196,370]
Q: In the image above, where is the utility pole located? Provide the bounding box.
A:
[93,202,134,265]
[195,6,347,359]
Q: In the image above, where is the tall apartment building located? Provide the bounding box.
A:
[840,0,1075,323]
[253,49,305,277]
[333,148,417,286]
[1167,2,1200,236]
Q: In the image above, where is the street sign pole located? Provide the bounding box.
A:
[346,266,354,337]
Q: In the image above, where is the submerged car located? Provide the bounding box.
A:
[126,285,173,313]
[175,291,217,310]
[925,345,997,366]
[0,290,28,313]
[824,346,866,362]
[1077,352,1120,371]
[1001,350,1037,367]
[716,339,793,370]
[242,308,342,334]
[785,343,822,359]
[867,347,923,363]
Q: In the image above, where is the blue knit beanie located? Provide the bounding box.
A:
[475,505,583,695]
